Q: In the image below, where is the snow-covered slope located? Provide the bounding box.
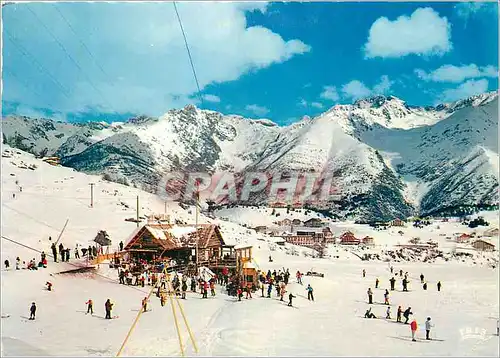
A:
[2,92,498,221]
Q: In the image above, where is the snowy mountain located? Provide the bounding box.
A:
[2,92,498,221]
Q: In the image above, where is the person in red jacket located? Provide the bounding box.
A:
[410,319,418,341]
[46,282,52,291]
[237,288,243,301]
[85,299,93,315]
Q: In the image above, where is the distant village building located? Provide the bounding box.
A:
[390,218,406,227]
[472,239,495,252]
[362,236,375,246]
[483,228,499,238]
[42,156,60,166]
[303,218,323,227]
[277,218,292,227]
[253,226,268,233]
[339,232,360,245]
[456,233,472,243]
[291,219,302,226]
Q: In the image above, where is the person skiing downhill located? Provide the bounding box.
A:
[296,271,302,284]
[410,319,418,341]
[375,278,379,289]
[386,306,391,319]
[306,284,314,301]
[86,299,93,315]
[46,281,52,291]
[288,293,296,307]
[142,297,148,312]
[105,299,113,319]
[367,288,373,304]
[403,307,413,324]
[29,302,36,320]
[384,289,389,305]
[397,306,402,323]
[425,317,433,340]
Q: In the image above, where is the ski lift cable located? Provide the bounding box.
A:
[50,3,114,84]
[172,1,204,107]
[3,29,72,99]
[25,4,116,113]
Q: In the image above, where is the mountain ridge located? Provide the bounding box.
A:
[2,91,498,221]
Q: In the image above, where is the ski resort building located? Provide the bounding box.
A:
[362,236,375,246]
[339,232,360,245]
[390,218,406,227]
[303,218,323,227]
[456,233,473,243]
[123,223,236,272]
[483,228,499,237]
[472,239,495,252]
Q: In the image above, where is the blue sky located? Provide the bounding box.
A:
[2,1,498,125]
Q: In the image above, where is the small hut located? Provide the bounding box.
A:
[339,232,360,245]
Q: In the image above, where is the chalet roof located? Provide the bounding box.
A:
[235,243,253,250]
[124,223,225,251]
[473,239,495,247]
[340,232,359,242]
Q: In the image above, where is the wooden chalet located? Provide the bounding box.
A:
[234,244,257,285]
[362,236,375,246]
[472,239,495,252]
[390,218,406,227]
[456,233,472,243]
[291,219,302,226]
[123,223,236,271]
[277,218,292,227]
[303,218,323,227]
[339,232,360,245]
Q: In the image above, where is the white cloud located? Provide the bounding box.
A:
[298,98,308,107]
[245,104,270,117]
[364,7,452,59]
[320,85,339,101]
[311,102,323,109]
[2,2,310,117]
[202,94,221,103]
[342,75,393,100]
[454,2,496,23]
[439,79,489,103]
[415,64,498,83]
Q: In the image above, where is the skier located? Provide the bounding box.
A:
[437,281,442,292]
[203,281,209,299]
[279,284,286,301]
[425,317,433,340]
[75,246,80,259]
[15,257,20,270]
[306,284,314,301]
[364,308,376,318]
[190,277,196,292]
[4,259,9,269]
[375,278,379,289]
[288,292,296,307]
[399,269,403,277]
[423,282,427,290]
[362,269,366,278]
[46,281,52,291]
[410,319,418,341]
[390,266,394,274]
[267,283,273,298]
[86,299,93,315]
[245,284,252,299]
[237,287,243,302]
[420,273,424,283]
[402,278,408,292]
[396,306,402,323]
[367,288,373,304]
[51,243,57,263]
[160,293,166,307]
[142,297,148,312]
[182,281,188,299]
[119,241,124,251]
[384,289,389,305]
[210,280,216,297]
[105,299,113,319]
[29,302,36,320]
[403,307,413,324]
[296,271,303,284]
[390,276,396,291]
[386,306,391,319]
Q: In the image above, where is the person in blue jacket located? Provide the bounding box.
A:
[306,284,314,301]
